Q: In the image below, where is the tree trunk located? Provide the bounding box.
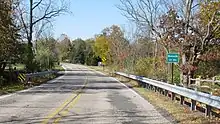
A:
[181,0,193,87]
[26,0,34,72]
[181,53,187,86]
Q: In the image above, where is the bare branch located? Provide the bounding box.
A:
[32,0,43,10]
[17,5,29,39]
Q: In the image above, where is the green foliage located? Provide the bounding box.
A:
[84,39,100,66]
[69,39,86,64]
[56,35,72,61]
[69,38,99,65]
[0,0,20,73]
[195,60,220,78]
[167,65,180,84]
[134,57,155,77]
[134,57,167,80]
[35,37,59,71]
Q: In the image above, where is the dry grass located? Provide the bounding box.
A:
[89,66,220,124]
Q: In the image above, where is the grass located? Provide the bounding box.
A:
[5,63,64,71]
[0,83,24,95]
[89,66,220,124]
[53,64,65,71]
[0,73,59,96]
[5,64,25,70]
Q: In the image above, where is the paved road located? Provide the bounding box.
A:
[0,63,172,124]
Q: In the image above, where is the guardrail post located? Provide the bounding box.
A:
[150,85,153,90]
[180,96,184,105]
[143,82,146,88]
[160,88,163,94]
[164,90,168,96]
[171,92,175,100]
[205,105,212,117]
[191,99,196,111]
[154,86,157,92]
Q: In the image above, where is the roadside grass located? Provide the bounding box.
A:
[89,66,220,124]
[0,83,24,95]
[53,64,65,71]
[5,64,25,70]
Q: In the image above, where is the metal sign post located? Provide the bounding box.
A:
[167,53,179,84]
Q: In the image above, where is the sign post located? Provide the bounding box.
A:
[167,53,179,84]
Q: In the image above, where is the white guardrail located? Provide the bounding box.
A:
[115,72,220,117]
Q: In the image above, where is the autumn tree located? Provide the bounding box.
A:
[101,25,129,70]
[118,0,220,86]
[94,34,110,64]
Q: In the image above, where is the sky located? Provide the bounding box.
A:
[53,0,129,40]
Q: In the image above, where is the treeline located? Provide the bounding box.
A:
[64,0,220,88]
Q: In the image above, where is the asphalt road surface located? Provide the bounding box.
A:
[0,63,172,124]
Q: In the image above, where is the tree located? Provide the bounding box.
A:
[69,39,86,64]
[102,25,129,70]
[118,0,220,86]
[0,0,20,74]
[56,34,71,61]
[94,34,110,64]
[17,0,69,71]
[84,39,99,66]
[35,37,58,70]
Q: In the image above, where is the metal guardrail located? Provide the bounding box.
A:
[25,71,58,82]
[115,72,220,117]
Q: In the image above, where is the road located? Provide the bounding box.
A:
[0,63,172,124]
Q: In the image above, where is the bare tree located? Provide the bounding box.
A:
[117,0,220,86]
[17,0,69,71]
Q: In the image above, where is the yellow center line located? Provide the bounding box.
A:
[42,70,89,124]
[41,93,78,124]
[53,93,82,124]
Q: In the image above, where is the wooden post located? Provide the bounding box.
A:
[191,99,196,111]
[211,77,215,95]
[195,76,201,87]
[205,105,212,117]
[212,77,216,86]
[189,75,191,85]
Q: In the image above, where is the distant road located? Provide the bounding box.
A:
[0,63,171,124]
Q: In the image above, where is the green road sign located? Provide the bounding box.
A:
[167,53,179,63]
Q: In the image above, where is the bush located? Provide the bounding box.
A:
[0,76,5,86]
[195,60,220,78]
[134,57,155,78]
[167,64,180,84]
[134,57,168,81]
